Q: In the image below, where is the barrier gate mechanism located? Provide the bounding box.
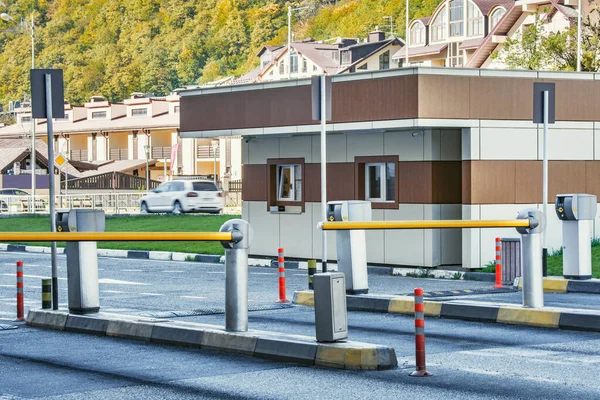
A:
[319,208,545,309]
[0,217,254,332]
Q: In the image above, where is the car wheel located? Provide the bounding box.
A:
[172,201,184,215]
[0,201,6,212]
[140,202,149,214]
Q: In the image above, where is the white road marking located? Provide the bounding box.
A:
[98,278,148,286]
[207,272,224,274]
[101,290,124,294]
[250,272,273,275]
[139,293,164,297]
[162,270,184,273]
[181,296,206,300]
[122,269,143,272]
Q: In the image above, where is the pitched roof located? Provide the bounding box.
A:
[392,42,448,59]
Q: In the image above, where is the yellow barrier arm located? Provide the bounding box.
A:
[318,219,532,231]
[0,232,233,242]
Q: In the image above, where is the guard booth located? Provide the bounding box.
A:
[555,194,597,280]
[327,200,371,294]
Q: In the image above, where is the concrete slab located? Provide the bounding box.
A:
[200,329,258,355]
[106,320,154,341]
[151,323,203,347]
[26,309,68,330]
[65,314,109,335]
[254,337,317,365]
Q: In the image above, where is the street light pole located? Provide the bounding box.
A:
[212,139,218,184]
[577,0,582,72]
[144,145,150,192]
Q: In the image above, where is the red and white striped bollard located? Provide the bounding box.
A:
[410,287,432,377]
[276,248,289,303]
[494,237,505,289]
[15,261,24,322]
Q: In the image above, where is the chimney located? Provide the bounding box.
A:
[90,95,106,103]
[369,26,386,43]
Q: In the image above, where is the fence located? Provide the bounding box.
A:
[65,171,161,191]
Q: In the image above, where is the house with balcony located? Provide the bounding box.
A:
[0,93,242,191]
[393,0,591,69]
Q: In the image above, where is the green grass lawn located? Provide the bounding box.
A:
[479,244,600,279]
[0,215,240,255]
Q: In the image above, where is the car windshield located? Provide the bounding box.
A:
[14,190,29,196]
[192,182,218,191]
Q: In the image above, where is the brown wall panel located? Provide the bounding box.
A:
[418,75,470,119]
[553,80,600,122]
[469,161,516,204]
[242,164,267,201]
[432,161,462,204]
[469,77,536,121]
[585,162,600,198]
[398,162,433,204]
[462,161,471,204]
[333,75,418,123]
[548,161,587,202]
[305,163,355,202]
[515,161,542,204]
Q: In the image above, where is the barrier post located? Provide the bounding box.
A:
[410,287,431,377]
[15,261,24,322]
[220,219,254,332]
[42,279,52,309]
[308,259,317,290]
[494,238,505,289]
[516,209,544,308]
[276,248,289,303]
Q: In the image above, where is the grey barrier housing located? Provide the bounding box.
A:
[516,209,544,308]
[555,194,597,280]
[313,272,348,342]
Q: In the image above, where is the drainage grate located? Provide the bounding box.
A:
[142,303,295,319]
[400,287,516,298]
[0,324,18,330]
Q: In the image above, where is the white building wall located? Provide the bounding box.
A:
[96,135,107,161]
[181,138,195,175]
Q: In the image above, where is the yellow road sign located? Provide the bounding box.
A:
[54,153,67,169]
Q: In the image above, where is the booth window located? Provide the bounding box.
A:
[365,162,395,202]
[267,158,305,212]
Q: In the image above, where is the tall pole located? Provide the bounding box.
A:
[405,0,409,66]
[542,90,549,277]
[145,147,149,193]
[45,73,58,310]
[287,6,292,79]
[30,15,36,207]
[577,0,582,72]
[320,75,327,273]
[213,143,217,184]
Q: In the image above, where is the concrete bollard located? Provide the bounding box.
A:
[42,279,52,309]
[308,259,317,290]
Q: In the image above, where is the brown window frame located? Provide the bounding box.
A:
[267,158,305,212]
[354,155,399,210]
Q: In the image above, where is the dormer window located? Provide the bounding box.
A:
[467,1,483,37]
[131,108,148,117]
[341,51,351,64]
[92,111,107,119]
[431,6,447,42]
[55,114,69,122]
[490,7,506,31]
[410,22,425,46]
[449,0,464,37]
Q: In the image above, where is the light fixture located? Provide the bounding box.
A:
[411,131,424,137]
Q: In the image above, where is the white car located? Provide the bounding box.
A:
[139,180,224,214]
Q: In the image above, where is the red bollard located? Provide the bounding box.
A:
[276,248,289,303]
[410,287,432,377]
[15,261,24,322]
[494,238,505,289]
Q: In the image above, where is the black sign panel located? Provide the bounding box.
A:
[30,69,65,119]
[533,82,555,124]
[311,75,332,121]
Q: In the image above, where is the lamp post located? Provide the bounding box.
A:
[144,144,150,192]
[287,5,310,79]
[577,0,582,72]
[211,139,218,184]
[1,11,36,204]
[383,15,395,38]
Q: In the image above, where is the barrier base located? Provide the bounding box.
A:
[410,370,432,377]
[275,299,290,304]
[493,284,506,289]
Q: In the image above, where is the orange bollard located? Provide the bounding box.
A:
[15,261,24,322]
[494,238,505,289]
[276,248,289,303]
[410,287,432,377]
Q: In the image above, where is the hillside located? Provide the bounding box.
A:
[0,0,437,108]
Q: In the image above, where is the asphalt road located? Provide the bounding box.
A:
[1,251,600,399]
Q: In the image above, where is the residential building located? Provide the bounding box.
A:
[394,0,591,69]
[0,94,242,190]
[178,67,600,269]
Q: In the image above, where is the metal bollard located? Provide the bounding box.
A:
[493,238,505,289]
[276,248,289,303]
[516,209,544,308]
[15,261,24,322]
[220,219,254,332]
[308,259,317,290]
[410,288,431,377]
[42,279,52,309]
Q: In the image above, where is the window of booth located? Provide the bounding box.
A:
[355,156,399,209]
[267,158,305,212]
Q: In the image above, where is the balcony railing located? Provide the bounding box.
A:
[70,149,88,162]
[151,146,172,159]
[109,148,128,161]
[197,145,219,159]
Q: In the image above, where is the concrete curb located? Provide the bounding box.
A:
[26,309,398,371]
[514,277,600,294]
[292,291,600,332]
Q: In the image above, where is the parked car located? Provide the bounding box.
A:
[0,188,47,212]
[139,180,224,214]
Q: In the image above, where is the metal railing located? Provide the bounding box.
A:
[70,149,88,162]
[109,148,128,161]
[197,145,219,159]
[0,193,146,215]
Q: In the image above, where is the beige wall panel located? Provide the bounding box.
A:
[279,135,312,159]
[441,204,462,265]
[311,202,338,261]
[423,204,441,267]
[384,131,424,161]
[383,205,425,266]
[152,131,172,147]
[425,129,441,161]
[542,129,594,160]
[128,133,134,159]
[249,137,280,165]
[241,139,249,165]
[366,209,385,264]
[462,205,481,269]
[86,136,93,161]
[248,201,280,257]
[230,138,243,181]
[242,200,249,222]
[311,134,347,163]
[480,128,538,160]
[280,203,313,258]
[440,129,462,161]
[346,132,384,161]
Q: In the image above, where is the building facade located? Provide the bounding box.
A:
[179,67,600,269]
